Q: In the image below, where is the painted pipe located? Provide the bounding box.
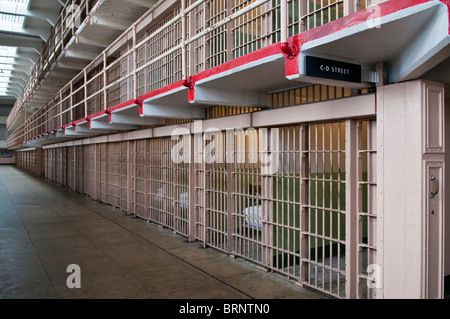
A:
[280,0,298,59]
[280,41,298,59]
[182,76,193,89]
[181,0,187,81]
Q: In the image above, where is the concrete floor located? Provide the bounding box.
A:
[0,165,327,299]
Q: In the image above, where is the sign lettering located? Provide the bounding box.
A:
[305,55,361,83]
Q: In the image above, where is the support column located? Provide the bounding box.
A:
[446,95,450,297]
[127,140,133,215]
[377,80,445,299]
[346,119,358,299]
[189,134,196,242]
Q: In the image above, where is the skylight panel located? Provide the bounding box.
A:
[0,13,26,32]
[0,57,15,64]
[0,0,31,8]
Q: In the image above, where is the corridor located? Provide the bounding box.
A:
[0,165,324,299]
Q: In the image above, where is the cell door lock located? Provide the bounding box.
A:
[430,175,439,199]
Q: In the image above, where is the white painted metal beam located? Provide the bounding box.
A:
[47,70,76,80]
[56,61,88,70]
[141,102,205,119]
[390,3,450,82]
[0,4,59,26]
[110,112,162,125]
[90,120,138,131]
[90,114,138,131]
[92,16,135,31]
[192,85,271,107]
[73,121,114,135]
[64,49,100,61]
[190,54,289,106]
[77,35,111,48]
[109,103,163,125]
[122,0,158,8]
[63,124,100,137]
[142,86,206,119]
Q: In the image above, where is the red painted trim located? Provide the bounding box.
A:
[182,77,194,89]
[139,82,185,102]
[89,110,108,120]
[88,110,109,128]
[74,118,88,126]
[195,43,282,82]
[188,86,195,102]
[283,37,301,78]
[109,99,141,121]
[138,82,186,114]
[105,108,112,123]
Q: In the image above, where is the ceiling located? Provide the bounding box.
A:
[0,0,158,131]
[0,0,63,105]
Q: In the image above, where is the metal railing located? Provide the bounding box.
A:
[7,0,95,130]
[7,0,371,149]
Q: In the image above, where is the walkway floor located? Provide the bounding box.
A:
[0,165,327,299]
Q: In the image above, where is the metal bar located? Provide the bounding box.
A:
[281,0,287,43]
[102,52,108,110]
[181,0,187,80]
[136,15,181,50]
[135,44,182,74]
[345,119,357,299]
[300,124,309,284]
[186,0,270,45]
[344,0,356,16]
